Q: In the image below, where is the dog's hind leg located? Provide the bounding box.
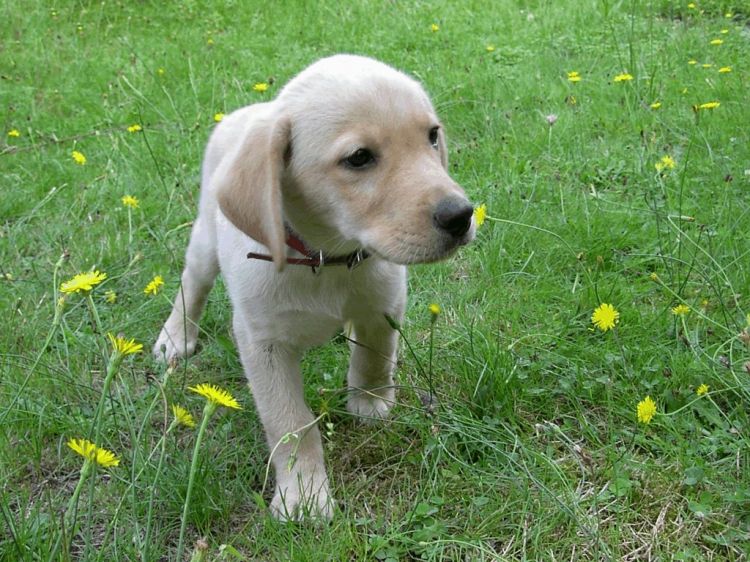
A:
[153,212,219,362]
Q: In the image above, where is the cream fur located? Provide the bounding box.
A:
[154,55,474,520]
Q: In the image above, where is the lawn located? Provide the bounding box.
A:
[2,0,749,560]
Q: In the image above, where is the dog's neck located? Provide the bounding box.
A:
[246,225,369,272]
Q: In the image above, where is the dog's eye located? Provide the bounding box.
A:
[344,148,375,169]
[429,127,440,149]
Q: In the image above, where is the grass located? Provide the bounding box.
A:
[2,0,750,559]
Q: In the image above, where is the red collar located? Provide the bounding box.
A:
[247,230,369,272]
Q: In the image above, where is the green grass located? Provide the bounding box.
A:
[2,0,750,559]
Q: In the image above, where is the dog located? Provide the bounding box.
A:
[154,54,475,520]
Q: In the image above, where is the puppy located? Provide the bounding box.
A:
[154,55,475,520]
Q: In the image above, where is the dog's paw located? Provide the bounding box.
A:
[270,477,333,521]
[152,324,197,363]
[347,387,394,422]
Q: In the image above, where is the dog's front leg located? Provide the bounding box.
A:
[346,314,400,421]
[234,323,332,521]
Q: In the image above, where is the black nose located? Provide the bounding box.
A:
[433,198,474,238]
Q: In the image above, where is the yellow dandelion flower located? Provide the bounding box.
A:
[567,71,581,83]
[613,73,633,82]
[718,66,732,73]
[688,59,698,65]
[430,23,440,32]
[207,37,214,45]
[60,271,107,294]
[127,124,142,133]
[121,195,139,208]
[8,129,20,137]
[71,150,86,165]
[252,82,269,93]
[710,39,723,46]
[474,203,487,227]
[696,384,709,396]
[720,28,729,34]
[697,101,720,110]
[650,101,662,109]
[637,396,656,424]
[104,290,117,304]
[144,275,164,296]
[213,112,224,122]
[486,45,495,52]
[649,272,660,282]
[687,2,696,8]
[172,404,197,428]
[189,383,242,410]
[591,303,619,332]
[67,438,120,468]
[157,67,165,76]
[655,155,676,172]
[428,303,441,316]
[107,333,143,356]
[701,63,713,68]
[672,304,690,316]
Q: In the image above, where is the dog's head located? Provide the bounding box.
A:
[217,55,475,269]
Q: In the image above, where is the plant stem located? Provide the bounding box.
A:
[176,401,216,561]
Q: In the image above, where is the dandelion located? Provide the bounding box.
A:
[710,39,724,46]
[252,82,269,93]
[655,155,677,172]
[207,37,214,45]
[687,2,696,8]
[71,150,86,165]
[172,404,197,428]
[591,303,619,332]
[60,271,107,294]
[696,384,709,396]
[67,438,120,468]
[178,383,241,560]
[697,101,720,110]
[144,275,164,296]
[7,129,20,137]
[720,28,729,34]
[688,59,698,65]
[157,67,165,76]
[725,12,733,18]
[214,112,224,122]
[121,194,139,208]
[701,63,713,68]
[637,396,656,424]
[567,71,581,83]
[650,101,662,109]
[486,45,495,52]
[189,383,242,410]
[430,23,440,32]
[613,73,633,82]
[672,304,690,316]
[649,272,660,282]
[718,66,732,73]
[104,290,117,304]
[127,124,142,133]
[107,333,143,356]
[428,303,441,316]
[474,203,487,227]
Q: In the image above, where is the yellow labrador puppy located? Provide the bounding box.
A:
[154,55,475,520]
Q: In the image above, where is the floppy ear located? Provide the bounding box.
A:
[438,125,449,170]
[215,113,291,271]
